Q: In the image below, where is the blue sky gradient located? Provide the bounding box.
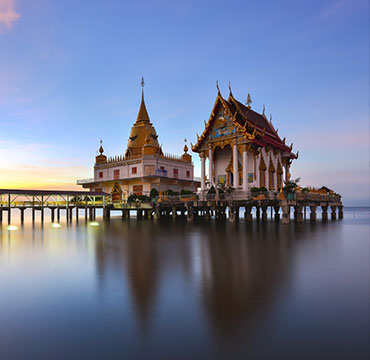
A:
[0,0,368,205]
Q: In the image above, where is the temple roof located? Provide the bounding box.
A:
[125,85,161,156]
[191,90,297,158]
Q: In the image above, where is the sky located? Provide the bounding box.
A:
[0,0,368,205]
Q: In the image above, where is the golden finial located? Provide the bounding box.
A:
[269,114,272,123]
[282,137,286,144]
[296,150,299,159]
[216,80,220,95]
[99,139,104,154]
[246,93,252,109]
[228,81,233,97]
[196,133,199,140]
[204,120,207,127]
[183,138,188,153]
[262,104,265,115]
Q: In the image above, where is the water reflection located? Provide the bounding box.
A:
[92,219,322,339]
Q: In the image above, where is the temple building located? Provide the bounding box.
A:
[191,84,298,193]
[78,80,199,199]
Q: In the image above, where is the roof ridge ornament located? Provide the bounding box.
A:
[246,93,252,109]
[99,139,104,154]
[262,104,265,115]
[228,81,234,97]
[216,80,221,95]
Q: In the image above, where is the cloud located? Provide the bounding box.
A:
[0,0,20,28]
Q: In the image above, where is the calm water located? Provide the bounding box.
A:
[0,208,369,360]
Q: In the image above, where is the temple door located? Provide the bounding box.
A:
[111,182,122,201]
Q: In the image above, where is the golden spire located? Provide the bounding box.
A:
[136,77,150,123]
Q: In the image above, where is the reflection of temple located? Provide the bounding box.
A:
[91,219,320,339]
[79,79,199,199]
[192,84,298,191]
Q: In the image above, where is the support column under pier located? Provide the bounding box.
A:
[186,207,194,222]
[274,206,280,221]
[255,206,261,220]
[261,206,268,222]
[20,208,25,224]
[0,208,2,223]
[338,206,344,219]
[331,206,337,220]
[295,206,303,223]
[244,206,252,222]
[310,206,317,221]
[282,205,290,224]
[321,206,328,221]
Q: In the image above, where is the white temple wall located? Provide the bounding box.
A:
[214,145,232,185]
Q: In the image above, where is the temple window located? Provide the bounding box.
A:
[269,171,275,189]
[133,185,143,195]
[259,157,267,187]
[132,167,137,175]
[186,170,190,178]
[173,168,179,178]
[99,171,103,178]
[114,169,120,180]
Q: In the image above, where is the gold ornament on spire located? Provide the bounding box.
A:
[99,139,104,154]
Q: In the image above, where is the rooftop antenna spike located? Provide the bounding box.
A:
[141,77,145,99]
[246,93,252,109]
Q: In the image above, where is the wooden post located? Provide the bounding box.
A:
[8,194,11,224]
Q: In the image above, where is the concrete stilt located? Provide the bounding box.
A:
[282,205,290,224]
[41,207,44,223]
[172,207,177,220]
[244,206,252,221]
[0,208,2,224]
[255,206,261,220]
[295,206,303,223]
[321,206,328,221]
[20,208,25,224]
[261,206,268,222]
[57,207,60,222]
[274,206,280,221]
[8,208,11,224]
[51,208,55,222]
[76,206,79,222]
[331,206,337,220]
[229,207,236,223]
[310,206,317,221]
[338,206,344,219]
[187,207,194,222]
[32,207,35,222]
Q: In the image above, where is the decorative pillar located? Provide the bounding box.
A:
[242,145,248,193]
[200,152,206,191]
[233,141,238,188]
[285,162,290,183]
[244,206,252,221]
[208,145,213,187]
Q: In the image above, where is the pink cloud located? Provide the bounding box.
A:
[0,0,20,28]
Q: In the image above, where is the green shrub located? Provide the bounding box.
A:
[150,188,159,198]
[180,189,194,195]
[127,194,138,203]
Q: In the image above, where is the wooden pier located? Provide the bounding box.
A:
[0,189,343,225]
